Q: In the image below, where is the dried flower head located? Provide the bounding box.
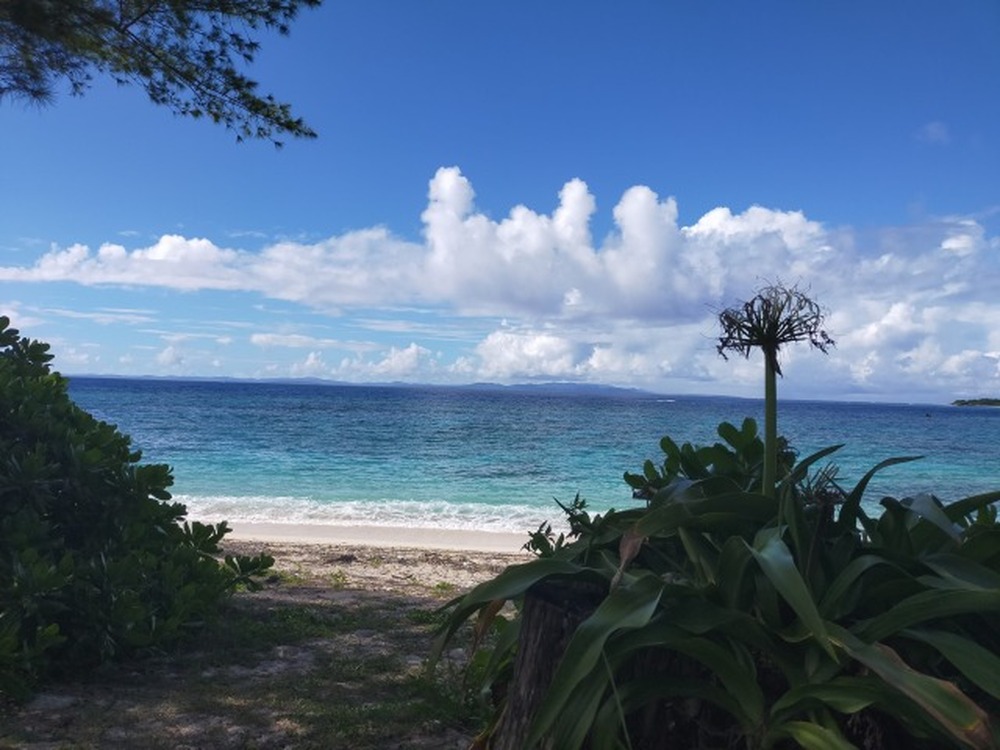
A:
[717,283,834,376]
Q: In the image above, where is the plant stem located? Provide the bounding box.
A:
[763,355,777,499]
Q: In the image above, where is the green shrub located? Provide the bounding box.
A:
[0,316,273,698]
[436,419,1000,749]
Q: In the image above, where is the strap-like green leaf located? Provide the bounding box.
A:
[921,553,1000,591]
[901,493,962,544]
[717,536,756,610]
[614,621,765,728]
[431,558,592,662]
[771,676,884,720]
[945,490,1000,523]
[961,528,1000,566]
[527,573,664,746]
[592,674,745,745]
[831,624,993,749]
[748,533,836,661]
[678,526,719,585]
[818,554,891,619]
[902,628,1000,702]
[784,443,844,487]
[857,588,1000,642]
[769,720,859,750]
[836,455,922,534]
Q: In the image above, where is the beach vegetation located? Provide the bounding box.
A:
[435,286,1000,748]
[953,398,1000,407]
[2,566,486,748]
[0,316,273,698]
[0,0,320,144]
[437,423,1000,748]
[329,569,349,588]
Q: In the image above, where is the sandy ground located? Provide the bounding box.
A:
[224,523,532,595]
[228,521,531,554]
[2,525,533,749]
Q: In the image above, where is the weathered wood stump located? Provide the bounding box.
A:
[489,578,606,750]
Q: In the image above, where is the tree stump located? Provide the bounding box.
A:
[489,578,606,750]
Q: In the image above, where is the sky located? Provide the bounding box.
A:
[1,1,998,403]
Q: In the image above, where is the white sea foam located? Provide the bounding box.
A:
[175,494,571,535]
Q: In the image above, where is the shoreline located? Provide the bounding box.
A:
[225,521,532,554]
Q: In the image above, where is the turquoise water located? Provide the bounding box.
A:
[67,377,1000,535]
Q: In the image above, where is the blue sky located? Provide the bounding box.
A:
[1,1,998,403]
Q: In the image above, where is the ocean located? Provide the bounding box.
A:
[67,377,1000,536]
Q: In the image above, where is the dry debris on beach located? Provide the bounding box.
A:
[1,540,526,750]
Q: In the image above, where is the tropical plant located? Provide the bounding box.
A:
[0,316,273,698]
[435,419,1000,749]
[717,282,834,498]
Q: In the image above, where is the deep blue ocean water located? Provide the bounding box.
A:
[67,377,1000,535]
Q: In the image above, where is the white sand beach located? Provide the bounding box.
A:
[227,521,530,554]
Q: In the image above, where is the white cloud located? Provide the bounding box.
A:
[332,343,435,380]
[251,333,341,348]
[156,345,184,368]
[473,329,590,380]
[2,166,998,399]
[290,351,328,377]
[0,302,44,329]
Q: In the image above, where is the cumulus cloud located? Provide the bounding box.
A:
[0,167,837,322]
[290,351,328,377]
[332,343,436,380]
[156,345,184,368]
[2,166,998,399]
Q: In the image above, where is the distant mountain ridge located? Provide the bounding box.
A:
[66,373,659,398]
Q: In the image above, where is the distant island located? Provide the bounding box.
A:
[953,398,1000,407]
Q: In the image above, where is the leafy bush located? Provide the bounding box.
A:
[0,317,273,698]
[436,419,1000,749]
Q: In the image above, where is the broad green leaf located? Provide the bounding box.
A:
[831,625,993,750]
[549,661,617,750]
[634,495,695,537]
[614,622,765,727]
[642,458,658,481]
[901,493,961,544]
[769,720,858,750]
[716,419,743,449]
[857,588,1000,642]
[770,676,882,718]
[902,628,1000,701]
[784,443,844,487]
[593,674,746,743]
[961,529,1000,566]
[717,536,756,610]
[478,614,521,691]
[836,455,923,534]
[876,498,916,555]
[694,487,777,522]
[779,481,810,568]
[678,526,718,584]
[748,534,836,661]
[431,558,592,661]
[818,554,890,619]
[945,490,1000,524]
[921,553,1000,591]
[527,573,664,745]
[659,434,682,460]
[669,634,764,725]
